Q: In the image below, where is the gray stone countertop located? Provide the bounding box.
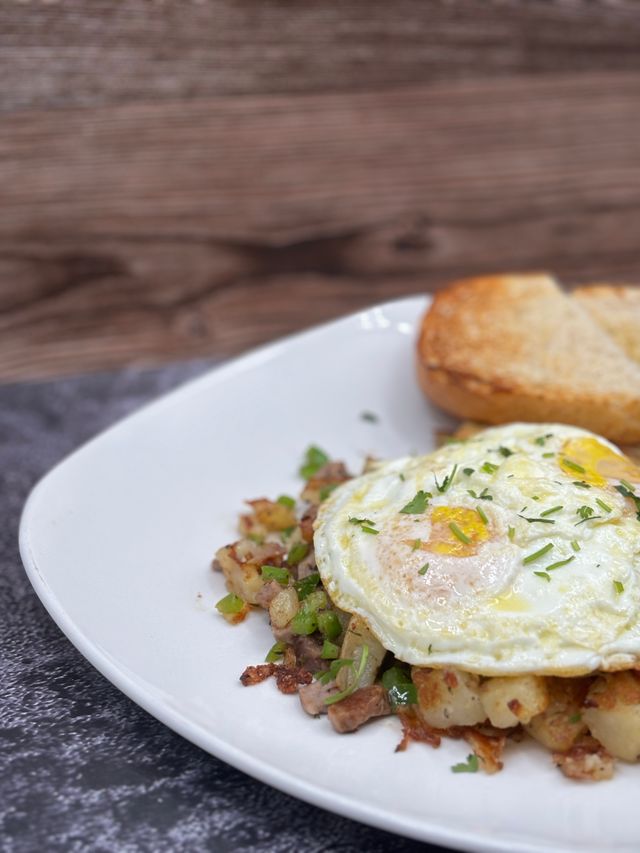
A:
[0,361,447,853]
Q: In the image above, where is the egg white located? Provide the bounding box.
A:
[314,424,640,676]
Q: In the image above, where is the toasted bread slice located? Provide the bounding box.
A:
[417,273,640,443]
[572,285,640,365]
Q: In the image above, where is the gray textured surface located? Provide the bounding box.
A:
[0,361,445,853]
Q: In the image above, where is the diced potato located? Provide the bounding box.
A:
[480,675,549,729]
[525,677,590,752]
[336,615,386,691]
[246,498,297,532]
[583,671,640,761]
[412,667,485,728]
[215,544,264,605]
[268,587,299,629]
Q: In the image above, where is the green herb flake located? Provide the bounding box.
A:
[360,410,379,423]
[317,658,354,685]
[563,458,586,474]
[596,498,613,514]
[571,540,581,552]
[449,522,471,545]
[400,490,431,514]
[615,482,640,520]
[382,666,417,709]
[545,555,575,571]
[542,452,555,458]
[481,461,499,475]
[320,639,340,660]
[260,565,290,585]
[451,754,479,774]
[319,484,338,502]
[265,641,287,663]
[613,580,625,595]
[534,571,551,582]
[418,562,430,576]
[540,505,563,517]
[215,593,245,615]
[276,494,296,509]
[463,467,475,476]
[411,539,423,551]
[568,712,582,724]
[324,645,370,706]
[299,445,330,480]
[287,541,310,566]
[523,542,554,565]
[399,473,406,482]
[498,446,514,458]
[434,465,459,494]
[508,526,515,541]
[476,506,488,525]
[576,505,595,521]
[573,481,591,489]
[468,487,493,501]
[535,433,554,447]
[280,526,296,542]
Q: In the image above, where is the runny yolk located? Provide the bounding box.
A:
[427,506,489,556]
[558,438,640,487]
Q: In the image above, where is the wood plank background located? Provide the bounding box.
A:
[2,1,640,381]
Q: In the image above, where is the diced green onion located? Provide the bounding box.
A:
[260,565,290,584]
[303,590,327,613]
[215,593,245,614]
[418,562,430,575]
[287,541,310,566]
[294,572,320,600]
[382,666,417,709]
[291,609,318,635]
[523,542,554,565]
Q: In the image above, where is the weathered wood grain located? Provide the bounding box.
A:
[2,0,640,111]
[1,73,639,381]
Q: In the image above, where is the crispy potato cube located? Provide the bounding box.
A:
[246,499,297,532]
[480,675,549,728]
[269,587,299,629]
[583,671,640,761]
[215,544,264,605]
[525,677,590,752]
[412,667,485,728]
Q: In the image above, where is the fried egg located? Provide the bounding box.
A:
[314,424,640,676]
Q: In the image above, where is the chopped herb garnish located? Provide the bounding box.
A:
[287,541,310,565]
[613,580,625,595]
[562,458,586,474]
[534,571,551,582]
[517,515,556,525]
[399,473,406,481]
[545,555,575,571]
[571,540,581,552]
[542,452,555,458]
[576,505,595,521]
[411,539,423,551]
[294,572,320,600]
[324,645,370,706]
[615,482,640,520]
[277,494,296,509]
[451,754,479,773]
[299,445,330,480]
[481,461,499,475]
[280,526,296,542]
[535,433,553,446]
[449,522,471,545]
[463,467,474,476]
[523,542,554,565]
[596,498,612,513]
[400,490,431,514]
[350,516,375,527]
[573,481,591,489]
[476,506,488,525]
[434,465,459,494]
[568,713,582,724]
[468,487,493,501]
[247,532,265,544]
[498,446,514,458]
[428,643,433,654]
[320,639,340,660]
[508,526,515,541]
[540,505,563,517]
[317,658,353,685]
[215,593,245,615]
[260,565,290,584]
[382,666,417,709]
[317,610,342,641]
[360,411,379,423]
[265,641,287,663]
[418,562,430,576]
[531,495,540,501]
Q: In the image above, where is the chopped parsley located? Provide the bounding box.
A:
[349,517,379,534]
[571,540,581,552]
[451,754,479,773]
[576,505,595,521]
[400,490,431,514]
[535,433,553,446]
[498,446,514,458]
[463,467,475,476]
[573,481,591,489]
[481,461,499,475]
[467,487,493,501]
[418,562,430,575]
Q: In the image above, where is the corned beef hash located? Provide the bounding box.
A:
[213,423,640,780]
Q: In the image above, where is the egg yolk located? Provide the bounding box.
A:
[558,437,640,487]
[427,506,489,556]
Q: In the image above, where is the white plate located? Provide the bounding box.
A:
[19,297,638,853]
